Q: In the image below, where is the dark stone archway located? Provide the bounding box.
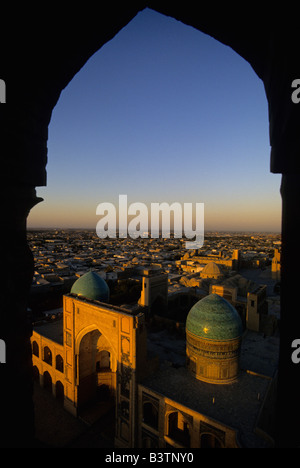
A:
[1,3,300,447]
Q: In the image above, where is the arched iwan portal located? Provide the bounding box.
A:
[78,328,116,409]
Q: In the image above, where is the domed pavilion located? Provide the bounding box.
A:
[200,261,223,280]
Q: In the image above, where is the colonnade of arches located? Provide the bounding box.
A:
[32,341,64,372]
[32,366,64,402]
[141,400,224,448]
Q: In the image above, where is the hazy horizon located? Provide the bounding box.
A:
[27,226,281,235]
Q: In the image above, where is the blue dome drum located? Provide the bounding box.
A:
[186,294,243,384]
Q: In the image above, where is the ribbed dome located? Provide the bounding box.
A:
[186,293,242,340]
[71,271,109,302]
[200,261,223,278]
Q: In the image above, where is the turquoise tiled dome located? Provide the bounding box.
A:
[186,294,243,341]
[71,271,109,302]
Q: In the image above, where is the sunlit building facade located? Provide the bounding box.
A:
[31,271,276,448]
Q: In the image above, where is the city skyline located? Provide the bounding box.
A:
[27,8,282,233]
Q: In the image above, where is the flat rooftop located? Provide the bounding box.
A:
[33,319,63,345]
[143,328,279,448]
[141,363,271,447]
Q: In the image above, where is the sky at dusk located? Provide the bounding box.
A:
[27,8,282,233]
